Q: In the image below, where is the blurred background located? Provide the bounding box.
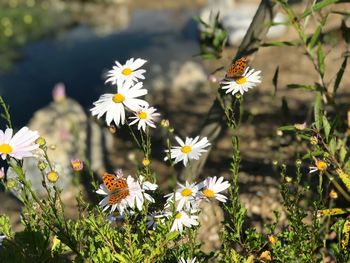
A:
[1,0,350,252]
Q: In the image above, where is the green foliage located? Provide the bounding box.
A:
[1,0,350,262]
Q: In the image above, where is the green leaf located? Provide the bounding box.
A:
[317,43,325,77]
[300,0,340,19]
[261,41,296,47]
[333,53,348,93]
[314,93,323,130]
[302,150,323,159]
[166,231,178,241]
[279,125,296,131]
[340,145,347,163]
[329,138,336,155]
[322,115,331,142]
[287,84,315,90]
[307,15,328,50]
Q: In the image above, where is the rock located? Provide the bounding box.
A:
[196,201,224,253]
[170,61,208,91]
[8,84,113,197]
[199,1,287,46]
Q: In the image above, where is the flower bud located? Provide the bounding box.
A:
[71,159,83,172]
[268,235,277,245]
[142,158,150,167]
[37,160,48,171]
[6,179,16,189]
[310,136,318,145]
[160,119,170,128]
[35,137,46,147]
[329,190,338,199]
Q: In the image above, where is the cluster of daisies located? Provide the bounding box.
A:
[92,58,232,235]
[96,169,231,235]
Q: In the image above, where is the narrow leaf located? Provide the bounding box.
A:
[317,43,325,77]
[287,84,315,90]
[333,54,348,93]
[300,0,339,19]
[261,41,296,47]
[308,15,328,49]
[329,138,336,155]
[317,208,350,216]
[272,66,279,96]
[322,115,331,142]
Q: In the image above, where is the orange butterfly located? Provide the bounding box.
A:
[225,57,247,79]
[102,172,129,205]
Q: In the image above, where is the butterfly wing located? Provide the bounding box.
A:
[226,57,247,78]
[108,189,130,205]
[102,172,127,192]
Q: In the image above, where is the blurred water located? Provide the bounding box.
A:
[0,9,199,128]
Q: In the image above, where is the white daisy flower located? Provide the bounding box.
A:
[139,175,158,203]
[96,175,156,214]
[0,127,39,160]
[201,176,230,203]
[129,106,160,132]
[165,181,201,211]
[0,234,5,246]
[220,67,261,96]
[165,136,210,166]
[170,210,199,234]
[105,58,147,85]
[179,257,197,263]
[91,79,149,126]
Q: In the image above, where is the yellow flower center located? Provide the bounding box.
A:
[202,188,215,198]
[47,171,59,183]
[0,143,13,154]
[235,76,247,84]
[112,93,125,103]
[175,212,181,219]
[138,111,147,119]
[122,67,132,76]
[181,188,192,197]
[316,161,327,171]
[181,145,192,154]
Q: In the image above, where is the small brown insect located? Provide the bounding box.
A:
[225,57,247,79]
[102,172,129,205]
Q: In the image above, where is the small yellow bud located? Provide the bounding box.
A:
[329,190,338,199]
[35,137,46,147]
[268,235,277,245]
[310,136,318,145]
[71,159,83,172]
[160,119,170,128]
[276,130,283,136]
[142,158,150,166]
[47,170,59,183]
[285,176,292,183]
[37,160,48,171]
[6,179,16,189]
